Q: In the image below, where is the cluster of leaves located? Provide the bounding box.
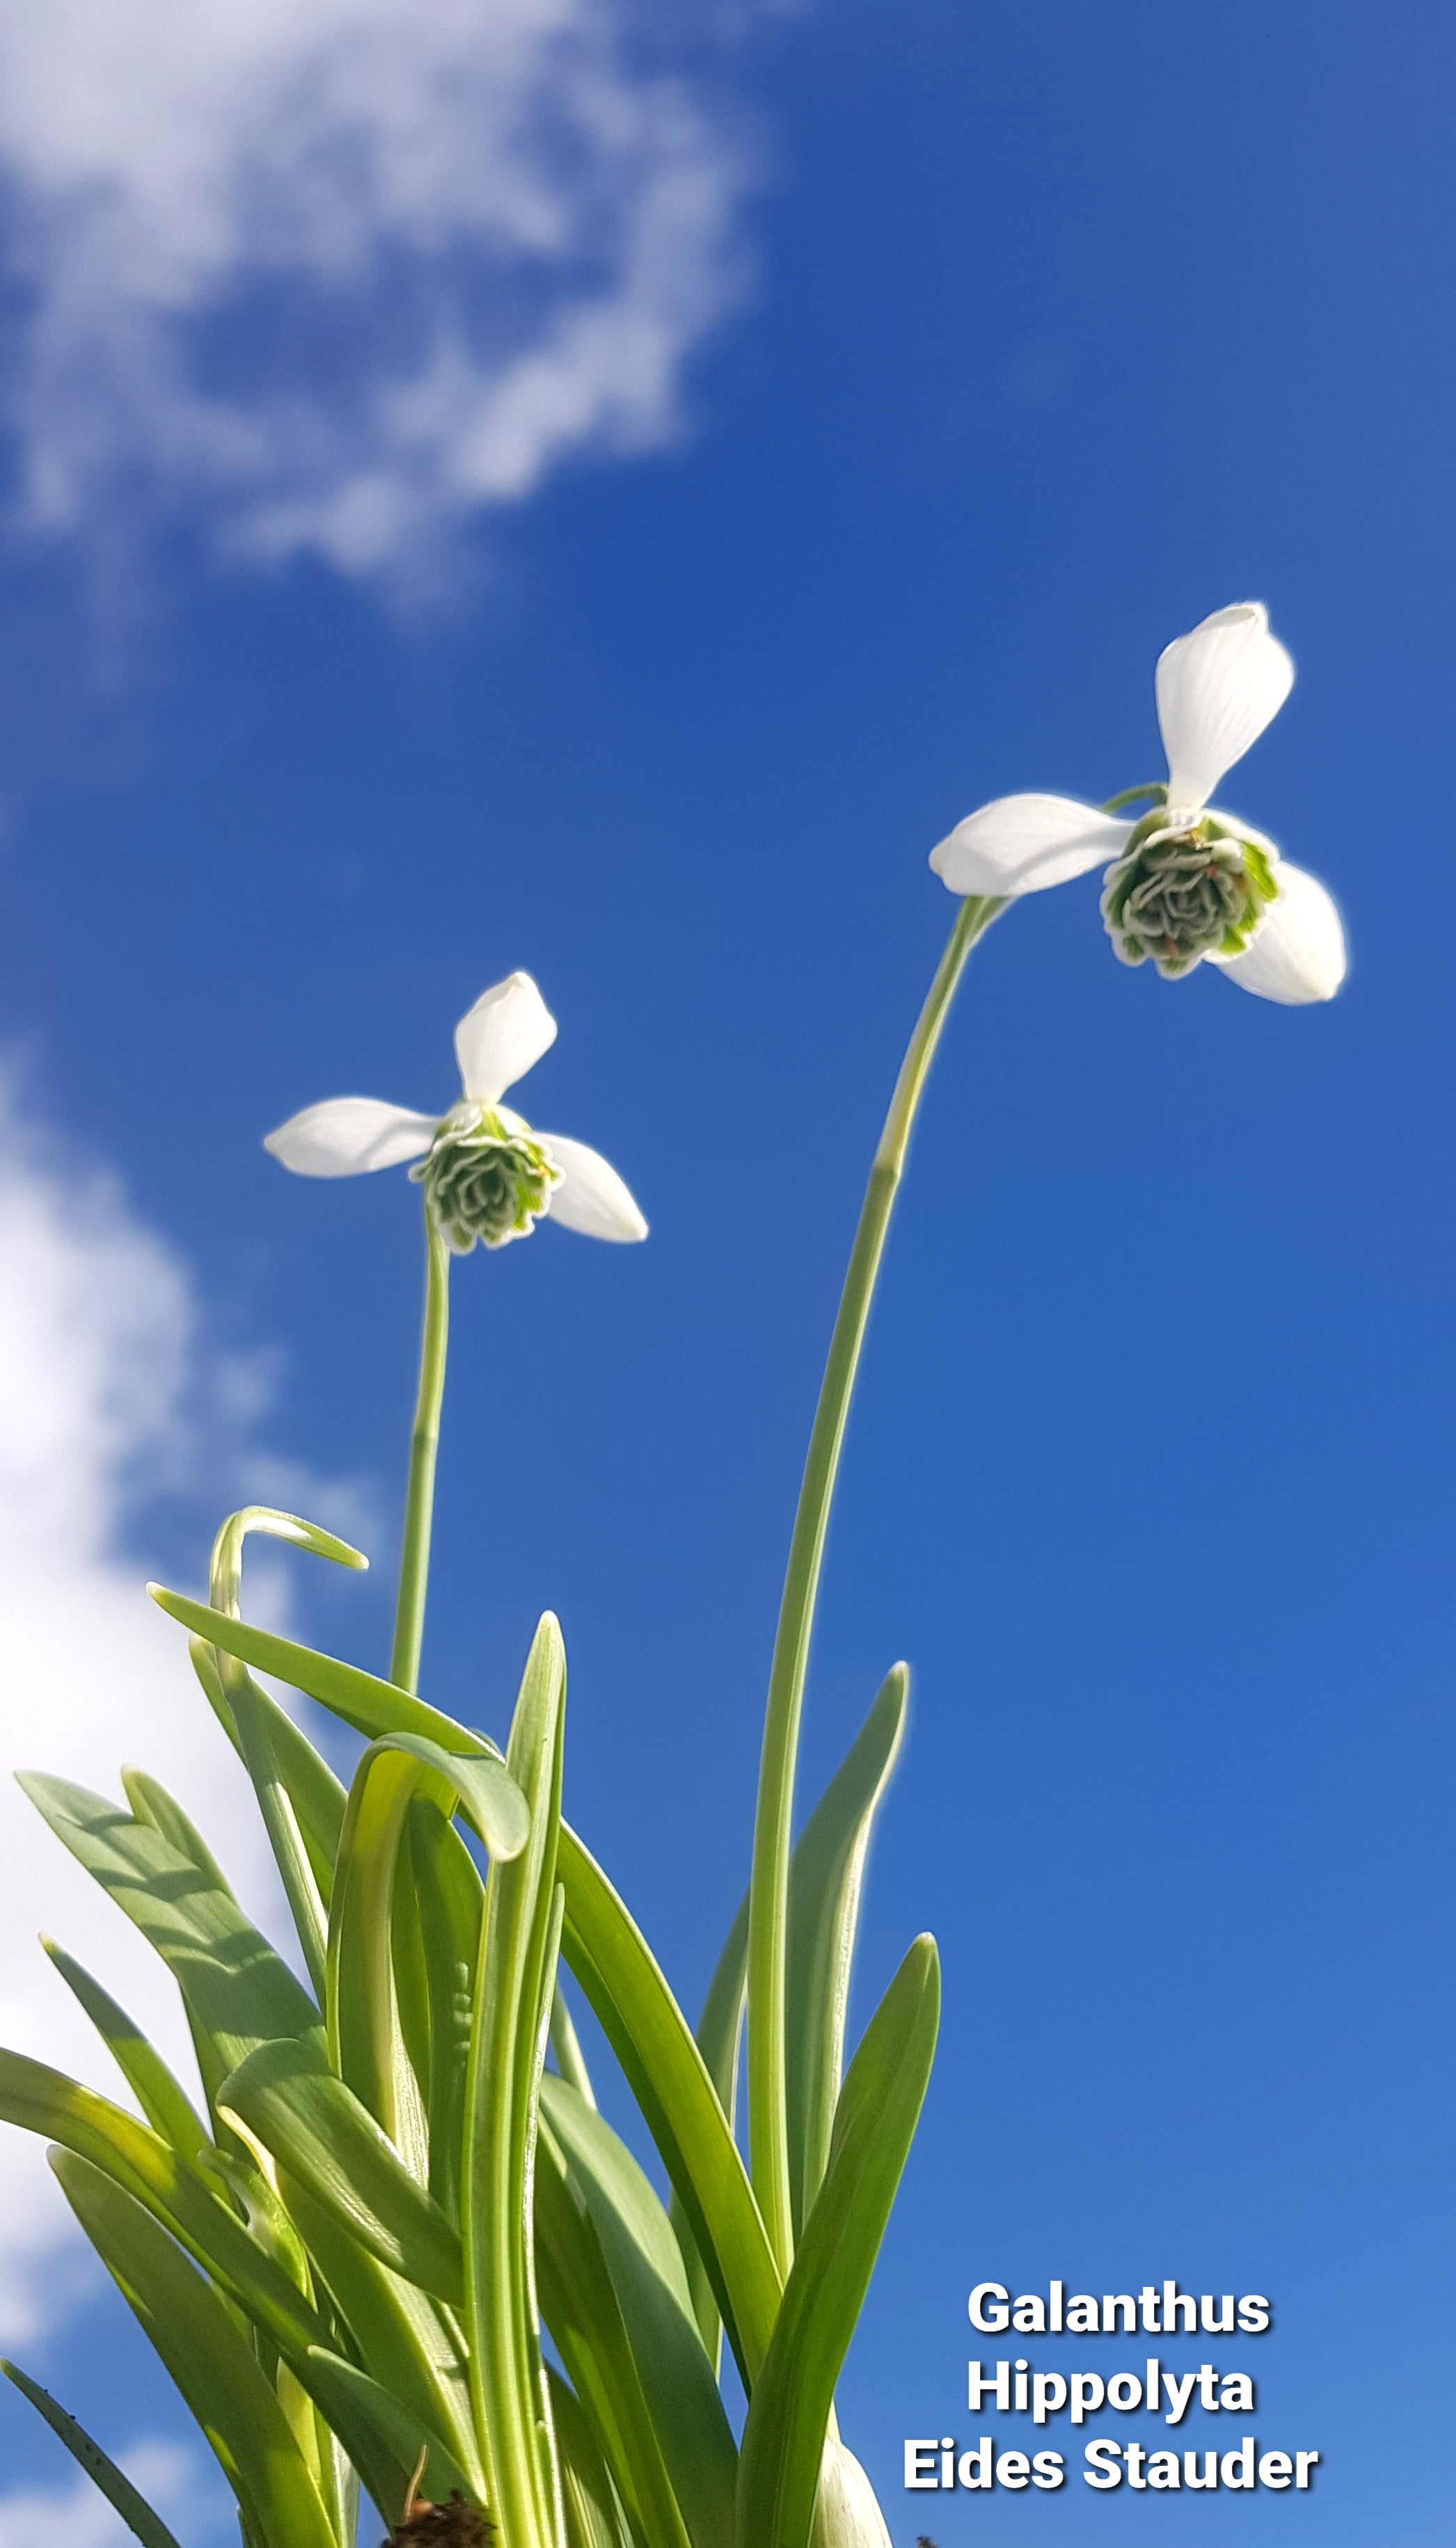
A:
[1,1508,937,2548]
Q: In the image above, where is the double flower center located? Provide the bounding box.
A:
[411,1103,560,1253]
[1100,810,1279,979]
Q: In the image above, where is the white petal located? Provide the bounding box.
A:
[454,972,557,1103]
[1209,863,1347,1004]
[264,1098,438,1176]
[929,793,1132,896]
[1155,602,1295,809]
[539,1135,647,1242]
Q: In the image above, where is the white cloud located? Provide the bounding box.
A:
[0,2438,214,2548]
[0,1077,361,2343]
[0,0,757,583]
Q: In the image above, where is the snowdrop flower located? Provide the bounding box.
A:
[264,972,647,1252]
[931,603,1347,1004]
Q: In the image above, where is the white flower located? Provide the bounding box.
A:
[930,603,1347,1004]
[264,972,647,1251]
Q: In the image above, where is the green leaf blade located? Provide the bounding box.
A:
[220,2036,464,2302]
[1,2357,184,2548]
[541,2077,736,2548]
[785,1667,907,2237]
[735,1935,940,2548]
[51,2151,338,2548]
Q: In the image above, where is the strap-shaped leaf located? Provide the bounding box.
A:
[535,2121,688,2548]
[541,2077,735,2548]
[150,1588,495,1761]
[0,2049,330,2364]
[785,1667,906,2237]
[122,1771,236,1897]
[557,1823,780,2389]
[735,1936,940,2548]
[300,2348,478,2529]
[1,2357,184,2548]
[189,1636,346,1900]
[280,2172,480,2495]
[671,1892,747,2368]
[51,2150,338,2548]
[221,2036,464,2301]
[407,1796,484,2224]
[547,2368,632,2548]
[463,1613,566,2548]
[329,1733,528,2164]
[40,1939,214,2170]
[17,1776,322,2075]
[201,1508,367,1968]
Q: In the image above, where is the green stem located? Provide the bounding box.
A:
[390,1201,451,1695]
[745,892,1005,2273]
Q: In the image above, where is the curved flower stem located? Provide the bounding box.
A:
[746,891,1006,2272]
[390,1198,451,1695]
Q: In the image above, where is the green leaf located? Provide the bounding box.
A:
[278,2171,481,2495]
[541,2077,736,2548]
[548,1980,596,2109]
[200,1507,368,1963]
[0,2049,331,2365]
[557,1823,780,2389]
[121,1771,237,1897]
[547,2369,632,2548]
[40,1939,214,2169]
[735,1936,940,2548]
[189,1637,347,1902]
[535,2121,687,2548]
[299,2348,478,2529]
[51,2150,338,2548]
[463,1613,566,2548]
[1,2357,184,2548]
[785,1667,907,2237]
[228,1675,331,2002]
[670,1892,747,2370]
[327,1732,528,2168]
[207,1505,369,1617]
[406,1796,484,2224]
[16,1775,322,2075]
[150,1587,496,1762]
[220,2036,463,2302]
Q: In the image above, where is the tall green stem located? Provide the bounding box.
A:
[390,1201,451,1695]
[746,892,1005,2271]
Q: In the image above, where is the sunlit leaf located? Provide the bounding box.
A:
[557,1823,780,2389]
[463,1613,566,2548]
[221,2036,463,2301]
[785,1666,906,2236]
[52,2151,338,2548]
[541,2075,736,2548]
[735,1936,940,2548]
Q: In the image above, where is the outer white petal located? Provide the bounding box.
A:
[1209,863,1347,1005]
[930,793,1132,896]
[1155,602,1295,809]
[538,1135,647,1241]
[264,1098,438,1176]
[454,972,557,1103]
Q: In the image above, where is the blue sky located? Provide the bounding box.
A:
[0,1,1451,2542]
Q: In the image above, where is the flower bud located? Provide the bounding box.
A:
[1100,811,1278,979]
[811,2441,893,2548]
[411,1103,560,1253]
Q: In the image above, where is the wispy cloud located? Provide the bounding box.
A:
[0,1077,365,2341]
[0,0,756,586]
[0,2440,210,2548]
